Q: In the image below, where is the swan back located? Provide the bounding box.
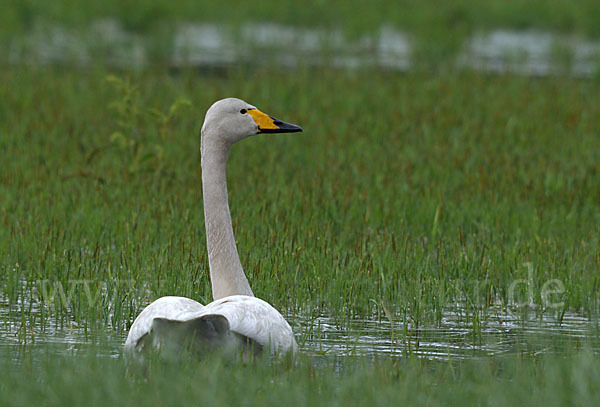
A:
[125,295,297,357]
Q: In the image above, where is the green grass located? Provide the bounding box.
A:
[4,0,600,36]
[1,65,600,404]
[2,348,600,406]
[2,67,599,327]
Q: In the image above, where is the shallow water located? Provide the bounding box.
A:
[5,20,600,76]
[294,308,599,360]
[1,288,598,365]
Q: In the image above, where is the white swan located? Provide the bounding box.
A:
[125,98,302,357]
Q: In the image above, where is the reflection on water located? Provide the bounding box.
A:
[1,289,598,363]
[5,19,600,77]
[293,308,599,360]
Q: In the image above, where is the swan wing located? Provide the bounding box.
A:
[124,296,205,350]
[203,295,297,354]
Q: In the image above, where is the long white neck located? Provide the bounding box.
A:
[201,135,253,300]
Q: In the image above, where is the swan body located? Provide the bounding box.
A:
[124,295,297,355]
[125,98,302,357]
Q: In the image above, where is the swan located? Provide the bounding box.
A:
[125,98,302,358]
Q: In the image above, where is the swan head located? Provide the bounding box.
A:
[201,98,302,145]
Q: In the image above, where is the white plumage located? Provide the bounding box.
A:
[125,295,297,354]
[125,98,302,358]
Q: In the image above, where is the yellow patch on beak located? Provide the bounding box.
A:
[247,109,279,131]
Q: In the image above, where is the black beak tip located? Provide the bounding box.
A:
[287,124,303,133]
[273,119,302,132]
[259,120,303,133]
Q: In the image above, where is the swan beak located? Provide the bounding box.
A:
[248,108,303,134]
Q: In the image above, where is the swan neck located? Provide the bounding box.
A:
[201,136,253,300]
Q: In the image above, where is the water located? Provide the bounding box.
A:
[5,20,600,76]
[459,30,600,76]
[2,288,598,364]
[294,308,599,360]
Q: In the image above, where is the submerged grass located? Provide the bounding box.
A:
[2,348,600,406]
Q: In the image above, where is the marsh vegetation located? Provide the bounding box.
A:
[1,2,600,405]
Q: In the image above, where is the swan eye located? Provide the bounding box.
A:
[240,109,247,114]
